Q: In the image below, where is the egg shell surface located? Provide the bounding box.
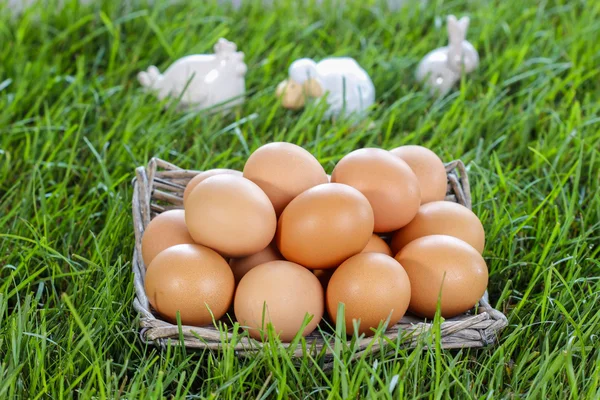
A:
[243,142,328,216]
[391,201,485,255]
[276,183,374,269]
[331,148,421,232]
[144,244,234,326]
[326,253,411,336]
[141,209,196,267]
[183,169,242,206]
[361,234,392,256]
[229,242,283,283]
[234,260,324,342]
[395,235,488,318]
[389,145,447,204]
[185,175,276,258]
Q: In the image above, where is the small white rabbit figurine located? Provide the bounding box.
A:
[138,38,247,113]
[416,15,479,96]
[276,57,375,119]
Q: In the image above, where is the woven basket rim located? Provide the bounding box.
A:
[131,157,508,356]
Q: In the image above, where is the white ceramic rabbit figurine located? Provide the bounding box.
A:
[276,57,375,119]
[138,38,247,113]
[416,15,479,96]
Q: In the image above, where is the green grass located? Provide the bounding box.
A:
[1,0,600,398]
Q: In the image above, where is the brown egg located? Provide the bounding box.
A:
[395,235,488,319]
[243,142,328,216]
[314,268,336,289]
[234,260,324,342]
[390,145,447,204]
[331,148,421,232]
[391,201,485,255]
[144,244,234,326]
[229,243,282,283]
[141,210,195,267]
[277,183,374,269]
[185,175,276,258]
[361,234,392,256]
[183,169,242,206]
[326,253,411,336]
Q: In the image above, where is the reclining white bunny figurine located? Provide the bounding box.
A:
[416,15,479,96]
[276,57,375,119]
[138,38,247,113]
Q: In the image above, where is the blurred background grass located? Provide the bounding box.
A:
[0,0,599,398]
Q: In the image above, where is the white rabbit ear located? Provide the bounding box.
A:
[289,58,318,84]
[214,38,224,52]
[458,16,470,34]
[447,15,466,46]
[214,38,237,53]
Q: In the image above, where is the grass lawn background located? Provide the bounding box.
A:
[1,0,599,398]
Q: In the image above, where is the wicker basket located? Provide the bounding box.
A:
[131,158,508,356]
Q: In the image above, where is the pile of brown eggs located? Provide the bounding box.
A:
[142,142,488,341]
